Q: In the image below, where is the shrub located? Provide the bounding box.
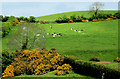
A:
[55,64,72,75]
[24,17,29,22]
[12,22,16,26]
[82,20,89,22]
[76,16,82,22]
[2,16,9,22]
[2,48,65,77]
[114,57,120,63]
[89,57,100,62]
[55,17,63,23]
[29,16,35,23]
[116,57,120,62]
[37,22,41,24]
[70,15,77,22]
[2,22,12,37]
[106,18,112,21]
[114,12,120,19]
[81,15,87,20]
[62,16,70,23]
[62,64,72,74]
[63,55,120,79]
[92,19,98,22]
[7,16,15,23]
[20,20,26,23]
[11,61,27,75]
[2,65,14,78]
[14,18,19,24]
[19,16,25,21]
[68,20,73,23]
[40,20,47,24]
[55,16,70,23]
[0,15,3,21]
[2,49,14,73]
[98,18,104,21]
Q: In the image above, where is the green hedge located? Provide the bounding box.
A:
[1,22,12,37]
[2,49,14,73]
[63,55,120,79]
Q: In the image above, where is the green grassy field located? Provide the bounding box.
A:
[2,11,119,78]
[43,20,118,61]
[2,17,118,61]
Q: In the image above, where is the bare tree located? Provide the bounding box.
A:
[90,2,104,16]
[8,23,46,50]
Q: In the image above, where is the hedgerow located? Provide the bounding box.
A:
[63,55,120,79]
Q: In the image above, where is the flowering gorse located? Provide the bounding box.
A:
[2,65,14,78]
[2,48,66,77]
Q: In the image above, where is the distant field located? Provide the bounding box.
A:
[35,10,118,21]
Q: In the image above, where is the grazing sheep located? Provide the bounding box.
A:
[81,29,83,31]
[74,30,77,32]
[53,34,56,38]
[51,33,55,35]
[36,34,40,36]
[23,27,26,30]
[78,31,81,33]
[82,33,85,35]
[47,33,50,35]
[58,33,62,36]
[60,35,62,36]
[70,28,73,30]
[43,35,45,38]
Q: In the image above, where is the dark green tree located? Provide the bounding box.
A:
[2,16,9,22]
[29,16,35,23]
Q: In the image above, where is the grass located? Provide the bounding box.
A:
[4,71,95,79]
[98,62,119,69]
[43,20,118,61]
[35,10,118,21]
[2,19,118,61]
[1,11,118,78]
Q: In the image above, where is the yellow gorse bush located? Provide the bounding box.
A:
[12,22,16,26]
[40,20,47,24]
[116,57,120,62]
[55,64,72,75]
[92,19,98,22]
[82,20,89,22]
[3,48,66,77]
[106,18,112,20]
[15,18,19,24]
[37,22,41,24]
[68,20,73,23]
[2,65,14,78]
[20,20,26,23]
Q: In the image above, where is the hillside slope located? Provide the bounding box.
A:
[35,10,117,21]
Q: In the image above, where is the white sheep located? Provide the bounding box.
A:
[43,35,45,38]
[47,33,50,35]
[74,30,77,32]
[70,28,73,30]
[82,33,85,35]
[78,31,81,33]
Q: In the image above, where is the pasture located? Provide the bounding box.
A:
[2,19,118,61]
[2,11,119,78]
